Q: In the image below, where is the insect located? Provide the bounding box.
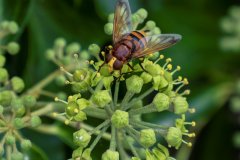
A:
[101,0,181,73]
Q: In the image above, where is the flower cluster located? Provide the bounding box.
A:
[220,6,240,52]
[0,21,40,159]
[53,8,196,160]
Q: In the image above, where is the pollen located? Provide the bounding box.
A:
[166,58,172,63]
[101,51,105,56]
[89,60,94,65]
[192,121,196,127]
[183,78,189,85]
[74,108,79,113]
[54,97,59,102]
[64,120,70,125]
[167,64,173,70]
[159,54,164,59]
[188,108,196,113]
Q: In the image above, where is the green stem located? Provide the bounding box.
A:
[130,120,169,130]
[105,105,113,116]
[110,126,117,151]
[48,115,111,140]
[125,87,154,110]
[95,81,103,92]
[116,130,130,160]
[114,81,120,106]
[129,103,156,115]
[123,132,140,158]
[89,119,110,135]
[109,89,115,110]
[31,103,55,117]
[89,125,109,151]
[25,69,62,97]
[120,91,134,109]
[6,145,11,160]
[84,107,108,119]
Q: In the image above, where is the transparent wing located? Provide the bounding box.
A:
[131,34,182,59]
[113,0,132,44]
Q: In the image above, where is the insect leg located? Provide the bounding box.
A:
[93,62,105,79]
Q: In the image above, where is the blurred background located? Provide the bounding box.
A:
[1,0,240,159]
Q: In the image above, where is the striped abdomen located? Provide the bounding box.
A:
[113,30,147,61]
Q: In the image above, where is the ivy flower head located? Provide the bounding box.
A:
[53,0,196,159]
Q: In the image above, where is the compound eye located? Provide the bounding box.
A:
[113,60,123,70]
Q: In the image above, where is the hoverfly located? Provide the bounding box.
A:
[101,0,181,73]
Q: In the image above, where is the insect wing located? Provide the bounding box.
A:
[113,0,132,44]
[131,34,182,59]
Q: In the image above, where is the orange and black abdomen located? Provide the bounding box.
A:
[122,30,147,53]
[112,30,147,63]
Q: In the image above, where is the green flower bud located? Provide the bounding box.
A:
[230,97,240,112]
[45,49,55,60]
[55,75,66,86]
[82,148,92,160]
[11,152,24,160]
[0,67,8,82]
[74,111,87,121]
[140,129,156,148]
[66,101,79,117]
[146,21,156,30]
[15,106,26,117]
[163,82,173,94]
[88,44,100,55]
[108,13,114,22]
[80,50,90,60]
[77,98,90,110]
[0,105,3,114]
[104,23,113,35]
[11,98,23,109]
[153,93,170,112]
[62,56,71,65]
[72,147,83,159]
[73,69,88,82]
[152,27,161,34]
[136,8,148,19]
[8,21,18,34]
[111,110,129,128]
[23,95,36,108]
[66,42,81,55]
[30,116,41,127]
[0,90,13,106]
[103,76,114,90]
[141,72,152,84]
[173,96,189,114]
[0,54,6,67]
[99,64,111,76]
[21,139,32,150]
[0,21,9,30]
[165,127,182,149]
[54,37,66,48]
[102,150,119,160]
[11,76,25,93]
[13,118,25,129]
[57,92,67,100]
[73,129,91,147]
[6,134,15,145]
[145,63,163,76]
[7,42,20,55]
[126,75,143,93]
[91,90,112,108]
